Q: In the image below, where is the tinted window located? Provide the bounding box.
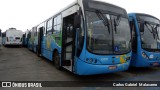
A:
[86,11,131,54]
[86,11,112,54]
[16,37,20,39]
[136,14,160,51]
[53,15,62,33]
[137,14,160,24]
[113,15,131,54]
[88,2,125,15]
[47,18,53,34]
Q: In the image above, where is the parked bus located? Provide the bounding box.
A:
[29,0,132,75]
[129,13,160,67]
[27,27,37,52]
[23,29,30,47]
[0,29,2,47]
[2,28,23,46]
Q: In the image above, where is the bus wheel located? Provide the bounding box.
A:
[54,51,61,70]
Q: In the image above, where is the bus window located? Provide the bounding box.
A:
[53,14,62,43]
[47,18,53,34]
[54,15,62,33]
[34,27,37,36]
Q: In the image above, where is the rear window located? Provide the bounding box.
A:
[16,37,20,39]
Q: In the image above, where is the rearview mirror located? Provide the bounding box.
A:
[74,15,81,28]
[140,22,144,32]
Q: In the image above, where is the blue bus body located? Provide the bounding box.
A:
[27,27,38,52]
[27,0,132,75]
[23,30,30,47]
[28,33,33,51]
[24,38,28,47]
[128,13,160,67]
[22,34,27,47]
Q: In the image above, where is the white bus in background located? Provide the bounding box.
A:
[2,28,23,46]
[0,29,2,47]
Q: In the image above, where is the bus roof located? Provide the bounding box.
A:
[32,0,127,28]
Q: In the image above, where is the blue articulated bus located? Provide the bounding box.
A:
[129,13,160,67]
[30,0,132,75]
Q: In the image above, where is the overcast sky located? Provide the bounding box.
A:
[0,0,159,32]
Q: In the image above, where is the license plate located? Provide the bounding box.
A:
[152,62,159,66]
[109,66,117,70]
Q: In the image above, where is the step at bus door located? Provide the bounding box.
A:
[37,27,43,56]
[61,5,78,72]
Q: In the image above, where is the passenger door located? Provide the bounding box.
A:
[61,5,78,72]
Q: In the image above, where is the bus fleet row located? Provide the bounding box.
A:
[2,0,160,75]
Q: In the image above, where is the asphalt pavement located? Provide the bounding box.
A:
[0,46,160,90]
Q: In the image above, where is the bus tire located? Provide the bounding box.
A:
[54,51,61,70]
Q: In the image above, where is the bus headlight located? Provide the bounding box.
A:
[86,58,97,63]
[89,58,93,63]
[142,52,149,60]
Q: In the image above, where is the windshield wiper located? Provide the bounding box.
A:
[144,22,156,39]
[154,24,160,40]
[95,10,110,34]
[114,15,122,34]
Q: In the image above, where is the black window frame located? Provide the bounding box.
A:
[129,17,137,53]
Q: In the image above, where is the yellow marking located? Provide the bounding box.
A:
[120,55,126,64]
[46,36,51,49]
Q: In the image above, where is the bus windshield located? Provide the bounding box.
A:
[112,15,131,54]
[86,11,131,54]
[137,15,160,51]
